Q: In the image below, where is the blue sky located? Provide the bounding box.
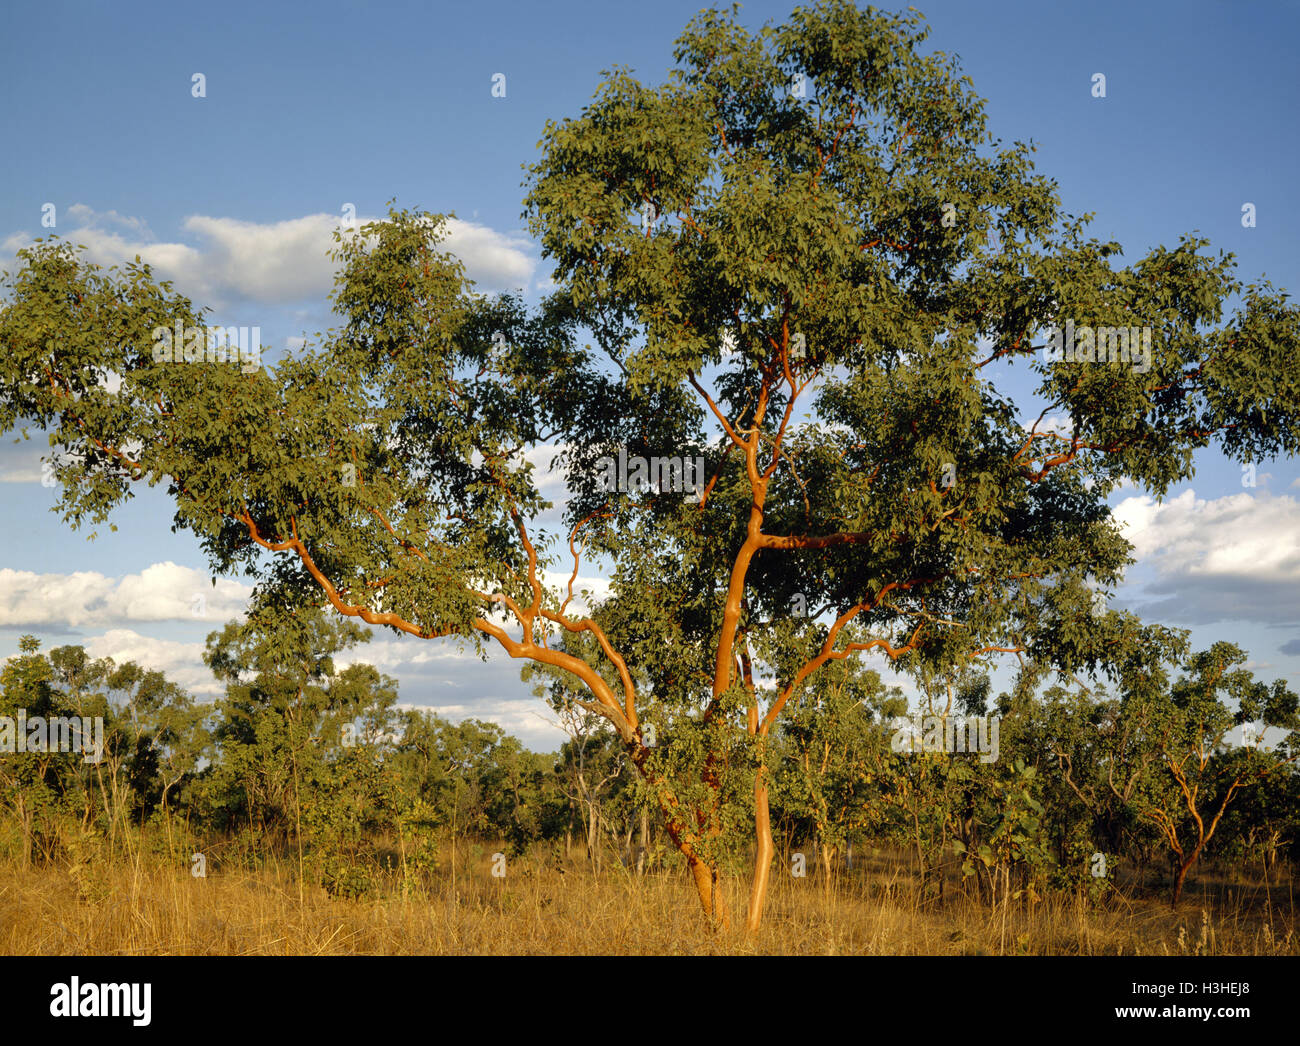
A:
[1,0,1297,750]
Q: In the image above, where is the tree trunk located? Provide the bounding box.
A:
[16,794,31,870]
[820,841,836,898]
[1171,846,1203,907]
[161,786,175,858]
[586,803,599,870]
[686,856,728,926]
[628,741,729,926]
[745,769,775,931]
[636,805,648,875]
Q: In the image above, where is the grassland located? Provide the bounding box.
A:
[1,842,1294,955]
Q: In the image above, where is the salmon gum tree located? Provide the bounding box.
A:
[3,0,1299,930]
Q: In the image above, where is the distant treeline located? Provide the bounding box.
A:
[1,606,1297,907]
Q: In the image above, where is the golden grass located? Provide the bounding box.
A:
[1,844,1295,955]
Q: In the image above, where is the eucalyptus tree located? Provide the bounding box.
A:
[1120,643,1298,906]
[202,605,384,837]
[772,658,898,894]
[518,0,1300,925]
[3,0,1298,930]
[0,638,64,867]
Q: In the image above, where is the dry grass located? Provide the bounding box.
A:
[1,844,1296,955]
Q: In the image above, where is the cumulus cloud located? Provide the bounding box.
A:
[1025,413,1074,439]
[337,640,569,750]
[3,206,538,311]
[0,563,252,629]
[81,629,220,698]
[1112,490,1300,625]
[425,697,564,747]
[1113,490,1300,579]
[2,622,565,748]
[333,635,478,674]
[65,204,151,237]
[438,217,535,292]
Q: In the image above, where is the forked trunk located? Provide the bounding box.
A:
[820,842,836,897]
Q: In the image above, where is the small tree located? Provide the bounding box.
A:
[1123,643,1299,906]
[774,659,899,894]
[0,637,63,866]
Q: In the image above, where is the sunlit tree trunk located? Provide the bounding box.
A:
[820,841,837,898]
[746,766,775,932]
[689,855,728,927]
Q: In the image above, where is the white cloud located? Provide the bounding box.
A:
[1113,490,1300,581]
[2,624,568,748]
[333,635,476,673]
[65,204,151,237]
[0,562,252,628]
[521,442,570,499]
[3,206,539,311]
[424,697,566,751]
[1112,490,1300,625]
[178,213,338,303]
[439,217,534,292]
[540,570,610,616]
[1022,412,1073,439]
[1,231,31,255]
[81,629,220,697]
